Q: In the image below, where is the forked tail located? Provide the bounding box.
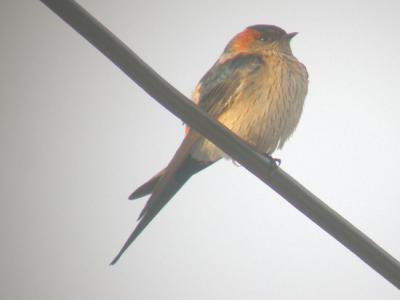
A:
[111,133,215,264]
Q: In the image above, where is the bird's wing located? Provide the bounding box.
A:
[195,53,264,118]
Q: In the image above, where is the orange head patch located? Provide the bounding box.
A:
[229,28,261,53]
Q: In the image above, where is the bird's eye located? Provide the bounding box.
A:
[259,35,268,41]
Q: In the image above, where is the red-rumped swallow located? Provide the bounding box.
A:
[111,24,308,264]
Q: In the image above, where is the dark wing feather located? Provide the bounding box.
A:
[197,53,264,117]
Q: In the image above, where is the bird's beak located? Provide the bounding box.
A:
[285,32,298,40]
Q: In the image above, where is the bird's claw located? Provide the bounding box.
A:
[272,157,281,166]
[261,154,281,167]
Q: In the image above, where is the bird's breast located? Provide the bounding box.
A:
[192,52,308,161]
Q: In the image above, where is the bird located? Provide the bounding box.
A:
[111,24,308,264]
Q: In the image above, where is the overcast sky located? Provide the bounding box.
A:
[1,1,399,299]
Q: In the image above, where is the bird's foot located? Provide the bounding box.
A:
[261,154,281,167]
[233,154,281,168]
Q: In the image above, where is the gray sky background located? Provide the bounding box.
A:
[1,1,400,299]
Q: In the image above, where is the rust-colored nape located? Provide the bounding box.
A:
[230,28,261,53]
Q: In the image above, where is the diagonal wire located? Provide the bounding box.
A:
[40,0,400,288]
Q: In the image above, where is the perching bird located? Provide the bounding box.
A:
[111,24,308,264]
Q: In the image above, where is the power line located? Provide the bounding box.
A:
[40,0,400,289]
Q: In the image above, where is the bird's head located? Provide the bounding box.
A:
[225,24,297,55]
